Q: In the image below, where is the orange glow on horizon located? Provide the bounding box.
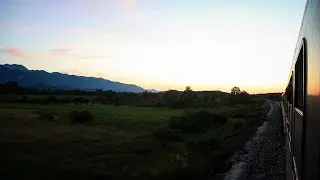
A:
[62,69,284,94]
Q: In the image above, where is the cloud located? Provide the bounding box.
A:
[79,55,112,59]
[0,46,71,60]
[50,45,113,60]
[0,46,72,60]
[0,46,113,62]
[0,47,29,59]
[50,48,72,55]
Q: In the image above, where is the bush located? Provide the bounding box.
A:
[46,96,57,104]
[169,116,183,129]
[153,126,182,147]
[169,111,228,133]
[38,111,55,121]
[73,97,89,104]
[69,110,94,124]
[155,102,163,107]
[233,112,247,118]
[21,96,28,102]
[233,121,245,130]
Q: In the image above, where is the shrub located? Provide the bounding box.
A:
[83,98,89,103]
[46,96,57,104]
[73,97,89,104]
[69,110,94,124]
[169,116,183,129]
[193,111,228,125]
[153,126,182,147]
[233,121,245,130]
[19,96,29,103]
[169,111,228,133]
[155,102,163,107]
[233,112,247,118]
[38,111,55,121]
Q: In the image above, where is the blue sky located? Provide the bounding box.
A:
[0,0,307,93]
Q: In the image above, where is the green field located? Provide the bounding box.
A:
[0,102,265,180]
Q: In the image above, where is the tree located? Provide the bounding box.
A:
[185,86,192,92]
[230,87,251,104]
[175,86,197,108]
[241,90,249,96]
[162,90,180,107]
[231,86,241,95]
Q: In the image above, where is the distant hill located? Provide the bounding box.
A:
[0,64,146,93]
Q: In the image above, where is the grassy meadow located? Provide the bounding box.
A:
[0,98,267,180]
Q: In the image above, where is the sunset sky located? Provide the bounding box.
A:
[0,0,307,93]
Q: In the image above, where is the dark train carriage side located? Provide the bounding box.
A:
[281,0,320,179]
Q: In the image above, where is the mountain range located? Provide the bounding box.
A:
[0,64,154,93]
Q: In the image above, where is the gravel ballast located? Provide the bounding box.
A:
[224,101,285,180]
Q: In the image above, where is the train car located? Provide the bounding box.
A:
[280,0,320,179]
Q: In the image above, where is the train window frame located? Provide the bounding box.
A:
[286,74,293,104]
[294,39,306,112]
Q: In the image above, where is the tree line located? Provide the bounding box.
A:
[0,81,280,107]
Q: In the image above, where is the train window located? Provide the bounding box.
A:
[294,42,305,110]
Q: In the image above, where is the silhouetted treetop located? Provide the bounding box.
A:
[231,86,241,95]
[185,86,192,92]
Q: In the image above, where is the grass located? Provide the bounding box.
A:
[0,103,184,128]
[0,102,265,180]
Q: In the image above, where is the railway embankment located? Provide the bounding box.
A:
[224,101,285,180]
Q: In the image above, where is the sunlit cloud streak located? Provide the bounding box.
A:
[0,47,30,59]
